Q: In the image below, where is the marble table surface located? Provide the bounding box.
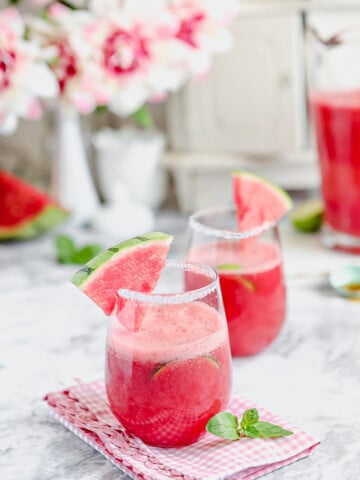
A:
[1,210,360,480]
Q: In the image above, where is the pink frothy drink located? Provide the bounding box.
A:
[106,261,232,447]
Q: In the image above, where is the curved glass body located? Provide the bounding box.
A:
[307,28,360,252]
[105,260,232,448]
[187,207,286,357]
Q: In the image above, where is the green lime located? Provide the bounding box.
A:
[217,264,255,291]
[237,277,256,291]
[290,199,324,233]
[216,263,242,271]
[152,355,220,379]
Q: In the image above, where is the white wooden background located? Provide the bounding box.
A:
[0,1,359,205]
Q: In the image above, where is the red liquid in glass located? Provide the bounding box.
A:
[310,90,360,237]
[106,301,231,447]
[187,241,286,356]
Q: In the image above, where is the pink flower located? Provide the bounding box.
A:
[51,39,79,93]
[102,29,149,77]
[84,0,185,116]
[176,12,206,48]
[26,0,239,119]
[0,50,17,92]
[170,0,239,76]
[29,3,103,114]
[0,8,58,134]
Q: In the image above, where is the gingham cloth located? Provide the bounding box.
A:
[44,380,320,480]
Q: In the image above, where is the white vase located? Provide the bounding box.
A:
[50,105,99,225]
[92,125,167,209]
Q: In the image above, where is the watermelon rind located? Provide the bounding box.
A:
[71,232,173,288]
[232,170,293,213]
[0,204,69,240]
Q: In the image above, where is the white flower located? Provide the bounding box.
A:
[0,8,58,134]
[28,3,103,114]
[169,0,240,77]
[84,0,186,116]
[25,0,239,119]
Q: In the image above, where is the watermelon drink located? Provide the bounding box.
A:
[105,260,232,447]
[306,27,360,251]
[187,207,286,357]
[310,90,360,250]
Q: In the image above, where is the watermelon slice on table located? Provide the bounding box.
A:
[71,232,173,316]
[232,170,293,231]
[0,170,68,240]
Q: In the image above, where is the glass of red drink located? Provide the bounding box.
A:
[106,260,232,448]
[187,207,286,357]
[308,28,360,252]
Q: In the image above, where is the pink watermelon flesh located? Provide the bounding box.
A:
[0,169,67,239]
[72,234,173,316]
[232,171,292,232]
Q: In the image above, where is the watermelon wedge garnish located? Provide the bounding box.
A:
[0,169,68,240]
[71,232,173,316]
[232,170,293,231]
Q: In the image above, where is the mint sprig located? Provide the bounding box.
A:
[55,235,101,265]
[131,104,154,129]
[206,409,293,440]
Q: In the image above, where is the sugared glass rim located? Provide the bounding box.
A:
[189,205,276,240]
[117,259,218,305]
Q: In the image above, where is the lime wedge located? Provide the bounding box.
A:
[216,263,242,271]
[290,199,323,233]
[217,263,255,291]
[237,277,256,291]
[152,355,220,379]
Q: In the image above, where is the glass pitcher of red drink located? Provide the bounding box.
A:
[307,27,360,252]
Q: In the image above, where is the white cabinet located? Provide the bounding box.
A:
[164,12,317,211]
[167,14,306,154]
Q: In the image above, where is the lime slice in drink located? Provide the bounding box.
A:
[217,263,255,291]
[152,355,220,380]
[216,263,242,271]
[290,199,324,233]
[237,277,256,291]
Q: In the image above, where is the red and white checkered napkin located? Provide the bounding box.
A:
[44,380,320,480]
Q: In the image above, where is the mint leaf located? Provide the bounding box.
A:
[206,408,293,441]
[132,104,154,129]
[95,105,108,114]
[240,408,259,430]
[71,245,102,264]
[55,235,76,264]
[244,421,293,439]
[206,412,240,440]
[55,235,102,265]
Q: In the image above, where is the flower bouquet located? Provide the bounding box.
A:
[0,0,239,223]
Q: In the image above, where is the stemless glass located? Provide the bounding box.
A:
[187,207,286,357]
[105,260,232,448]
[307,27,360,252]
